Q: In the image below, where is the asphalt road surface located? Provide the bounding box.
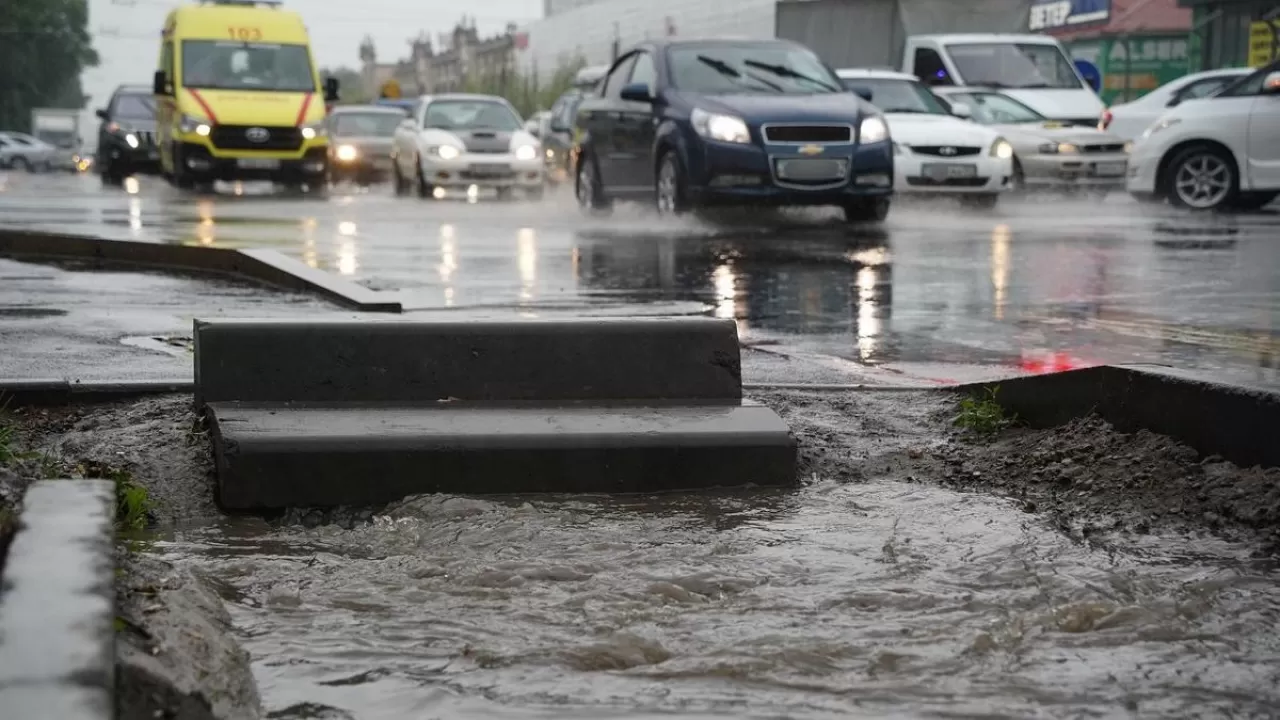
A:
[1,171,1278,389]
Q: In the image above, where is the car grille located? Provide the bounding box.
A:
[1081,143,1126,153]
[133,131,158,147]
[909,145,981,157]
[905,176,989,187]
[762,125,852,143]
[210,125,303,151]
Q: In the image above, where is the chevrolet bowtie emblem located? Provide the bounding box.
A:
[798,144,824,155]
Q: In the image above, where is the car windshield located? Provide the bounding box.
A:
[945,43,1082,90]
[845,78,949,114]
[424,100,521,131]
[331,112,402,137]
[181,40,316,92]
[952,92,1045,123]
[113,94,155,120]
[669,44,841,95]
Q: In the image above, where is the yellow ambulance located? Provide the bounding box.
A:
[153,0,338,190]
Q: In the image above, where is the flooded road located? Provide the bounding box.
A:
[160,482,1280,718]
[2,172,1279,389]
[6,174,1280,717]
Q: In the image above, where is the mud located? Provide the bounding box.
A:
[754,389,1280,550]
[22,394,218,522]
[116,551,263,720]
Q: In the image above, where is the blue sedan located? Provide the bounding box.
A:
[567,38,894,223]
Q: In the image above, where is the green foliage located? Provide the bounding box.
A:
[954,386,1015,435]
[463,57,588,118]
[322,66,372,105]
[0,0,99,130]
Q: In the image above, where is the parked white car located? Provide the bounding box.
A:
[1101,68,1253,141]
[391,93,545,200]
[1126,62,1280,211]
[935,86,1131,193]
[837,68,1014,206]
[0,132,56,172]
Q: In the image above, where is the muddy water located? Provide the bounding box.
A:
[154,480,1280,719]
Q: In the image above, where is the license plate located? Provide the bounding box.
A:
[776,158,847,181]
[237,158,280,170]
[922,163,977,180]
[468,163,511,178]
[1093,161,1126,177]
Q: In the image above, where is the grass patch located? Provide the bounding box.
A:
[954,386,1016,435]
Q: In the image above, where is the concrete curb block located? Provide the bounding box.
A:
[0,479,115,720]
[194,317,798,509]
[0,228,401,313]
[0,379,194,408]
[955,364,1280,470]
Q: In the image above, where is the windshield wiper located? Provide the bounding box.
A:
[696,55,784,92]
[742,59,839,92]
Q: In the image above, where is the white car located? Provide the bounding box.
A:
[391,93,545,200]
[1101,68,1253,141]
[1126,63,1280,211]
[935,86,1131,193]
[0,132,56,172]
[837,69,1014,206]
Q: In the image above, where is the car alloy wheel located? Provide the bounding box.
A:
[1172,152,1232,210]
[656,155,680,215]
[576,159,595,210]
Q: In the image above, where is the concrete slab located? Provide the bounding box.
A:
[0,378,194,407]
[193,317,743,406]
[208,401,797,509]
[957,364,1280,470]
[0,479,114,720]
[0,228,400,312]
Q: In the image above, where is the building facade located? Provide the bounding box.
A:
[360,20,518,98]
[1177,0,1278,70]
[544,0,609,16]
[516,0,778,84]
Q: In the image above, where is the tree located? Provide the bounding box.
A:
[321,67,372,105]
[463,57,587,118]
[0,0,98,131]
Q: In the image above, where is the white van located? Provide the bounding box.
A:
[901,34,1105,126]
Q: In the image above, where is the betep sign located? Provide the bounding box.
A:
[1028,0,1111,32]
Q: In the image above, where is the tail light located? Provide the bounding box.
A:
[1099,109,1112,130]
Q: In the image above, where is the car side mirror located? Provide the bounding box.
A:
[950,101,973,119]
[549,119,570,133]
[95,108,108,120]
[620,82,653,103]
[848,85,873,102]
[1263,72,1280,94]
[152,70,169,96]
[323,77,340,103]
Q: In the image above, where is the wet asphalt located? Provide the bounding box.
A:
[1,171,1278,389]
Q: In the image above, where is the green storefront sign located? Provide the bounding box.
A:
[1066,34,1192,104]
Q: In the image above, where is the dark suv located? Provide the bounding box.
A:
[95,85,161,184]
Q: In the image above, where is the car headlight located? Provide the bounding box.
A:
[859,115,889,144]
[1037,142,1078,155]
[428,144,461,160]
[300,123,327,140]
[335,144,358,162]
[545,148,555,160]
[178,114,211,136]
[691,108,750,144]
[989,138,1014,159]
[125,133,139,149]
[1142,117,1180,138]
[1123,141,1134,154]
[515,144,538,161]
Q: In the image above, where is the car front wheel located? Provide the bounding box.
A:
[655,151,690,216]
[1164,145,1236,211]
[575,154,611,215]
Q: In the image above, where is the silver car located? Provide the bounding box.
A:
[936,87,1131,192]
[0,132,56,172]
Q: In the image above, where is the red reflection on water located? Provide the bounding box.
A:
[1018,351,1096,375]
